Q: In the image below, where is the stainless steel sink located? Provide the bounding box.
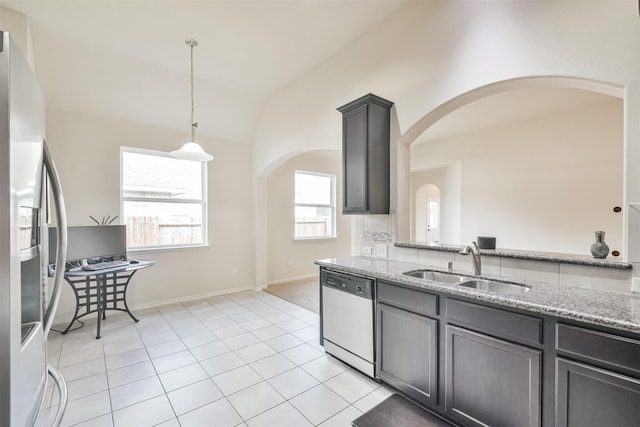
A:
[457,279,530,294]
[403,270,467,284]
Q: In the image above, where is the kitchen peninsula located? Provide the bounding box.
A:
[317,255,640,427]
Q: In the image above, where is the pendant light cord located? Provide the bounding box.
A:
[187,39,198,142]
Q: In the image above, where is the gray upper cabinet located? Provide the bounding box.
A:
[338,94,393,214]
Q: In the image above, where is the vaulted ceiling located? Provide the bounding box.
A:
[2,0,412,144]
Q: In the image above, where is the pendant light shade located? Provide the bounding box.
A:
[171,141,214,161]
[171,38,214,162]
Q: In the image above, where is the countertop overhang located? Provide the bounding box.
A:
[316,256,640,334]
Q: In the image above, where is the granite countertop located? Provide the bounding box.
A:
[316,256,640,334]
[395,242,633,270]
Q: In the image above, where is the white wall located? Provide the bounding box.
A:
[411,100,624,255]
[46,109,256,322]
[267,150,350,283]
[0,6,35,68]
[252,0,639,284]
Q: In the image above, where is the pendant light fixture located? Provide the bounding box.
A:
[171,38,214,162]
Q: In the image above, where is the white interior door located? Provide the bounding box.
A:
[427,198,440,244]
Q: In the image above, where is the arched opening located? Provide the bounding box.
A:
[403,77,624,255]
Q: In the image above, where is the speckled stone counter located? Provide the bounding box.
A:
[395,242,633,270]
[316,256,640,334]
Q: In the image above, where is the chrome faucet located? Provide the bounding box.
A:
[459,242,481,275]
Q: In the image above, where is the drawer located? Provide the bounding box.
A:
[556,323,640,374]
[446,298,543,347]
[377,281,438,316]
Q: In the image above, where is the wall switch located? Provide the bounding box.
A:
[632,277,640,294]
[376,244,388,258]
[362,246,372,255]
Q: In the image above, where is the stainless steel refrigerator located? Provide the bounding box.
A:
[0,31,68,426]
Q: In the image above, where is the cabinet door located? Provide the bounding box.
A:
[377,302,438,407]
[556,358,640,427]
[445,325,541,427]
[342,104,368,213]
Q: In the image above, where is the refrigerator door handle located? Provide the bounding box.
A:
[43,140,67,337]
[47,364,68,427]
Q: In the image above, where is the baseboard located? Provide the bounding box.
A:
[267,273,318,287]
[132,284,257,311]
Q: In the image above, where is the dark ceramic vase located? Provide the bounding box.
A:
[590,231,609,259]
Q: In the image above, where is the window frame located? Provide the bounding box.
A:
[294,169,337,240]
[120,146,208,251]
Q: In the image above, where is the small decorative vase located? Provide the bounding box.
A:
[590,231,609,259]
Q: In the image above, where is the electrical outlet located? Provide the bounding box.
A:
[632,277,640,294]
[376,244,388,258]
[362,246,372,255]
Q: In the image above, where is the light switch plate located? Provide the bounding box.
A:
[376,244,388,258]
[632,277,640,294]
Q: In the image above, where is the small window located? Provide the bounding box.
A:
[294,170,336,239]
[121,147,207,249]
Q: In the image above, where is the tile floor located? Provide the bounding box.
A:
[44,290,394,427]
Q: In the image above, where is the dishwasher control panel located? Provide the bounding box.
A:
[322,271,373,299]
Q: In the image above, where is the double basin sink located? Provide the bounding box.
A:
[403,270,530,295]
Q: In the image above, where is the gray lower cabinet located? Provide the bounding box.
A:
[445,325,541,427]
[555,358,640,427]
[377,302,438,407]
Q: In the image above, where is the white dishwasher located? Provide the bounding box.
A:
[321,270,375,378]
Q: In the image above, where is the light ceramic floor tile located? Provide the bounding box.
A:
[276,319,309,332]
[281,343,324,365]
[353,386,395,413]
[58,346,104,368]
[112,394,175,427]
[290,326,319,342]
[223,332,261,350]
[198,352,246,377]
[110,376,165,410]
[60,391,111,426]
[102,336,145,357]
[178,398,242,427]
[213,365,263,396]
[154,418,180,427]
[324,370,379,404]
[67,372,109,401]
[140,329,180,347]
[263,312,294,324]
[289,384,349,425]
[158,363,209,392]
[246,402,313,427]
[70,413,114,427]
[152,350,197,373]
[190,340,232,361]
[181,331,220,348]
[212,324,248,339]
[301,355,349,382]
[107,360,157,388]
[236,342,277,363]
[146,339,187,359]
[317,405,363,427]
[250,354,296,379]
[167,378,224,415]
[60,338,103,355]
[239,318,272,331]
[230,311,259,323]
[264,334,304,352]
[251,325,287,341]
[267,367,319,399]
[227,381,286,420]
[105,348,149,371]
[58,358,106,382]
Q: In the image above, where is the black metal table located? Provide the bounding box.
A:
[62,260,154,339]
